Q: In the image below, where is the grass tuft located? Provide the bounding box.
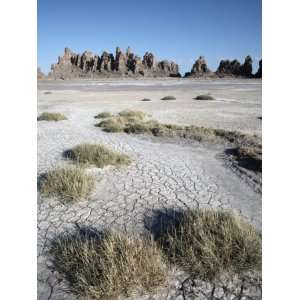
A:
[158,209,261,281]
[118,110,146,120]
[65,143,131,168]
[39,167,95,202]
[95,111,146,133]
[161,96,176,100]
[37,112,67,121]
[124,121,153,134]
[95,118,124,132]
[94,112,112,119]
[49,227,167,299]
[194,94,215,100]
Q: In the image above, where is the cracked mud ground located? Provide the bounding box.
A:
[37,79,262,300]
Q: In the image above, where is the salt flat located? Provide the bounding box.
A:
[37,78,262,300]
[38,78,261,134]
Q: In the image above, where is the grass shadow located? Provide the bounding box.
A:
[225,148,262,172]
[144,208,186,241]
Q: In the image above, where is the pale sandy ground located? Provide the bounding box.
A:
[37,78,262,300]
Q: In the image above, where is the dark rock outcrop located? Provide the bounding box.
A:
[216,59,242,77]
[216,55,256,78]
[240,55,253,77]
[49,47,180,79]
[254,59,262,78]
[143,52,155,69]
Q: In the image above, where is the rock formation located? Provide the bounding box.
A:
[37,67,45,79]
[254,59,262,78]
[49,47,180,79]
[185,55,261,79]
[184,56,214,78]
[216,55,255,78]
[216,59,242,77]
[239,55,253,77]
[46,48,261,80]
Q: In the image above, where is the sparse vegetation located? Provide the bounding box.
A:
[49,227,167,299]
[118,109,146,120]
[141,98,151,101]
[194,94,215,100]
[124,121,152,134]
[65,143,131,168]
[157,209,261,281]
[94,112,112,119]
[37,112,67,121]
[39,167,95,202]
[95,118,124,132]
[95,110,147,132]
[95,111,260,146]
[161,96,176,100]
[95,112,262,174]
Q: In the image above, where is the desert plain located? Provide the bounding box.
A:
[37,78,262,300]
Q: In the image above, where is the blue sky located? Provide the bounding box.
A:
[38,0,261,74]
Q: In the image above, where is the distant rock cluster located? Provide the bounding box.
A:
[41,47,262,80]
[216,56,254,78]
[185,56,262,78]
[48,47,180,79]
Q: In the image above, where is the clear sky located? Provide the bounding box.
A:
[38,0,261,74]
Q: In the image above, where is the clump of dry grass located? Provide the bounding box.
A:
[118,109,146,120]
[95,118,124,132]
[95,111,146,133]
[161,96,176,100]
[158,209,261,281]
[37,112,67,121]
[124,120,156,134]
[194,94,215,100]
[39,167,95,202]
[65,143,131,168]
[49,227,167,299]
[94,112,112,119]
